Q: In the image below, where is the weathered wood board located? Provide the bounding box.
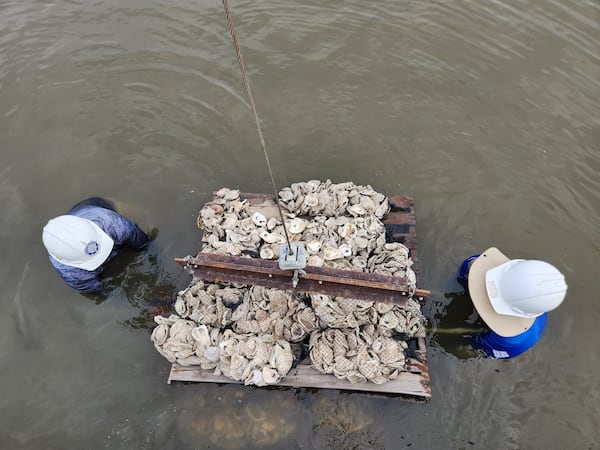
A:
[168,193,431,399]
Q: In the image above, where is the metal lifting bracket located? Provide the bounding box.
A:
[278,242,307,288]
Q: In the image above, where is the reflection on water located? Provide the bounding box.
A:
[176,386,386,450]
[425,261,488,360]
[81,242,178,329]
[180,387,299,449]
[311,393,384,450]
[432,290,487,360]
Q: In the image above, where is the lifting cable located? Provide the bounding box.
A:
[178,1,426,298]
[222,0,294,256]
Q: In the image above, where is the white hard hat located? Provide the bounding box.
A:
[468,247,568,337]
[485,259,567,318]
[42,215,114,270]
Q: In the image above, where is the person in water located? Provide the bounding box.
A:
[42,197,152,294]
[457,247,567,359]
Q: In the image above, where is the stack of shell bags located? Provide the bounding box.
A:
[151,180,426,385]
[307,295,425,384]
[152,282,319,387]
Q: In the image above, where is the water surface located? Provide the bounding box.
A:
[1,0,599,448]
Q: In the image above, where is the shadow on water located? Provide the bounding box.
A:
[79,236,179,330]
[173,384,387,450]
[429,289,488,361]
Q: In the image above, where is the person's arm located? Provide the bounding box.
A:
[87,209,152,250]
[110,214,151,249]
[49,257,105,293]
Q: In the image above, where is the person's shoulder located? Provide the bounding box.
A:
[70,205,123,221]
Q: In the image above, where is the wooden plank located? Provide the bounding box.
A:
[387,196,421,286]
[168,337,430,398]
[168,364,429,397]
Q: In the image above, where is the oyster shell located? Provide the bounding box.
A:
[379,312,399,329]
[306,240,322,254]
[151,324,169,346]
[288,217,307,234]
[323,247,342,261]
[259,245,274,259]
[174,297,190,317]
[351,256,367,270]
[262,366,280,385]
[170,318,195,340]
[215,287,243,306]
[339,244,352,257]
[279,188,294,202]
[239,217,255,233]
[221,213,238,230]
[266,217,279,230]
[202,346,219,363]
[191,325,211,346]
[224,189,240,201]
[251,369,265,386]
[271,341,293,376]
[307,255,324,267]
[347,204,366,217]
[339,223,357,240]
[252,212,267,227]
[304,193,318,208]
[154,314,180,327]
[359,195,375,212]
[260,230,285,244]
[178,355,204,366]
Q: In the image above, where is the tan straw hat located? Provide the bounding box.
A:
[467,247,535,337]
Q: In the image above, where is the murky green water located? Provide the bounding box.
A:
[1,0,599,448]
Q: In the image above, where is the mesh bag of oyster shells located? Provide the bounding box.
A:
[153,180,428,386]
[151,312,296,386]
[152,280,322,385]
[196,180,416,280]
[307,295,426,383]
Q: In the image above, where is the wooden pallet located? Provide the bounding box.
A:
[169,336,429,398]
[168,194,431,399]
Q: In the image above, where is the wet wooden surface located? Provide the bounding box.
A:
[169,193,431,399]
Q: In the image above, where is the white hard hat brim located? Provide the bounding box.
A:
[468,247,535,337]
